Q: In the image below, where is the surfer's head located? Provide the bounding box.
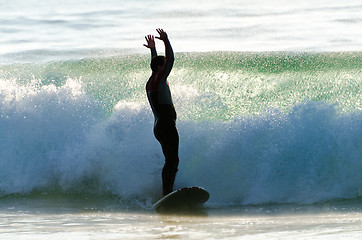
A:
[151,56,165,72]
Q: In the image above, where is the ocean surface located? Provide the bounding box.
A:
[1,0,362,239]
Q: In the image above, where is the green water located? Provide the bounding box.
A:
[1,52,361,120]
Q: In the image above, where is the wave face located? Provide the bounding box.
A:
[0,52,361,206]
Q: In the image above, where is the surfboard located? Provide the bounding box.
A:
[154,187,209,213]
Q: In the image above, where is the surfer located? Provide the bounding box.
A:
[144,29,179,196]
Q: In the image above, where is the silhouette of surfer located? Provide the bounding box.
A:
[144,29,179,196]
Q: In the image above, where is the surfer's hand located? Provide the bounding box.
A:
[143,35,155,49]
[155,28,168,41]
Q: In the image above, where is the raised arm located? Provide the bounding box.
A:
[144,34,157,58]
[155,29,174,73]
[156,29,174,63]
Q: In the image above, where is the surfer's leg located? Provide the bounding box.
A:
[162,123,179,195]
[155,120,179,195]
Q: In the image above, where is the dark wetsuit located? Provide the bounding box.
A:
[146,39,179,196]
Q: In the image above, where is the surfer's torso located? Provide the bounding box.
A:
[146,42,175,121]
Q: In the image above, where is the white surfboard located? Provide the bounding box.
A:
[154,187,209,213]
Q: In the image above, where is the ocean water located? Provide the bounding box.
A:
[1,0,362,239]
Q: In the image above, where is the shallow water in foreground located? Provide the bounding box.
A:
[1,197,362,239]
